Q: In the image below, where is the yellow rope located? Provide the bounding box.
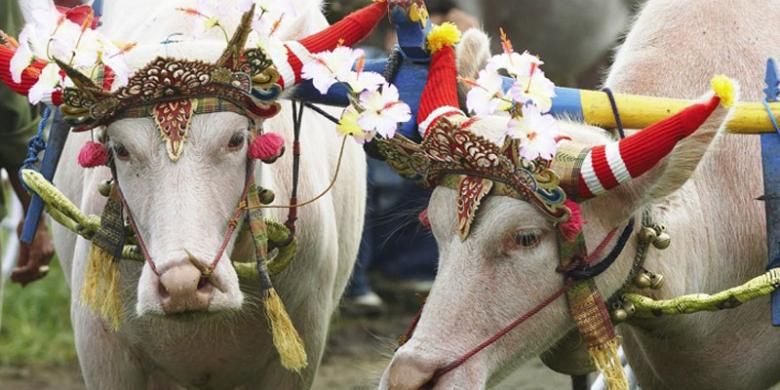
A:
[624,268,780,318]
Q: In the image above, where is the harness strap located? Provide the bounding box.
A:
[285,101,304,235]
[115,160,256,277]
[563,218,635,280]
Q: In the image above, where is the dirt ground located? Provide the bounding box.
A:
[0,310,570,390]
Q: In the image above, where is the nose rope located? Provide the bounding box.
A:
[427,280,574,385]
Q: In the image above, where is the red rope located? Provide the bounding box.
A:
[398,305,424,348]
[428,279,574,385]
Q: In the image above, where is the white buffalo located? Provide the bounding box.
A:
[381,0,780,389]
[25,0,367,388]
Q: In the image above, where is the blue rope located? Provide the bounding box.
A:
[763,99,780,135]
[21,106,52,173]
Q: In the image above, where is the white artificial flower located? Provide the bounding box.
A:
[255,34,287,71]
[100,39,131,88]
[507,104,559,161]
[508,70,556,113]
[301,46,364,95]
[489,50,544,79]
[356,84,411,139]
[466,66,511,116]
[344,71,385,94]
[28,63,61,104]
[253,0,297,38]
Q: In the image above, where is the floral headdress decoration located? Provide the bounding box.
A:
[0,1,390,163]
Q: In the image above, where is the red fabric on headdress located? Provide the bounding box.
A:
[417,45,460,136]
[281,1,387,87]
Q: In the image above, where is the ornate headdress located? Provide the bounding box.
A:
[1,1,388,162]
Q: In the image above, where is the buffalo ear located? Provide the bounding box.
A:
[456,29,491,84]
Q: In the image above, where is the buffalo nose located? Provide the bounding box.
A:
[158,264,213,313]
[386,354,438,390]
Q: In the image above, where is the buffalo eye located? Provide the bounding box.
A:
[505,228,543,251]
[113,143,130,160]
[227,132,245,150]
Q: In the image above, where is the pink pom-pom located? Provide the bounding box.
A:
[249,132,285,162]
[78,141,109,168]
[559,199,585,241]
[419,208,431,230]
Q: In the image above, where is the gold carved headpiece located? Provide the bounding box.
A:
[58,6,282,161]
[377,114,569,239]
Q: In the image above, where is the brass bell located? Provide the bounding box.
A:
[638,227,657,244]
[622,301,636,315]
[98,180,112,197]
[632,272,653,289]
[650,273,665,289]
[611,308,628,322]
[259,189,276,205]
[652,232,671,250]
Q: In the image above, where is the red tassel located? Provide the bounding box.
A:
[250,132,286,162]
[559,199,584,241]
[78,141,109,168]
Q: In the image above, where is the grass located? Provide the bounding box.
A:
[0,180,76,367]
[0,259,76,367]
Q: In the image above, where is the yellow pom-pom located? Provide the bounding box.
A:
[427,22,461,53]
[711,75,735,108]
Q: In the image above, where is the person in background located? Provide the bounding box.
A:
[340,0,479,315]
[0,0,65,286]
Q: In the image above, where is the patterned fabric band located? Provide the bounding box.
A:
[120,97,250,121]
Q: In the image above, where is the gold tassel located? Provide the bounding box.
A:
[263,288,308,372]
[81,244,122,331]
[588,339,628,390]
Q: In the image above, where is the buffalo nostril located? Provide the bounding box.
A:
[158,264,213,313]
[387,355,438,390]
[158,280,170,299]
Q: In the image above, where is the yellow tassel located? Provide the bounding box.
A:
[81,244,122,331]
[263,288,308,372]
[711,74,735,108]
[427,22,461,53]
[588,339,628,390]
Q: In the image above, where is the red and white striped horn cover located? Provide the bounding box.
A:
[552,90,729,200]
[0,44,46,96]
[277,1,387,90]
